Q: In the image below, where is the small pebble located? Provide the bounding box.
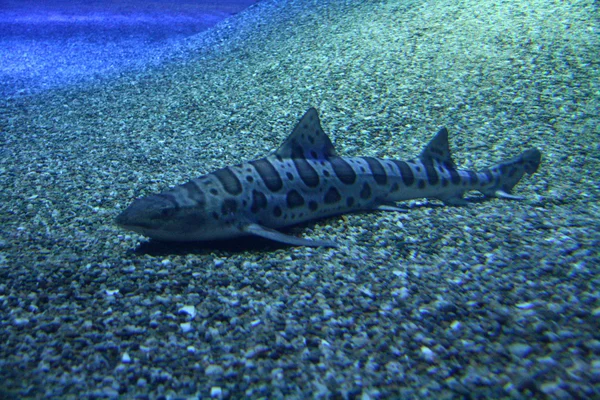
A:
[213,259,224,267]
[508,343,532,358]
[180,322,193,333]
[420,346,436,363]
[210,386,223,398]
[205,365,224,377]
[179,305,197,319]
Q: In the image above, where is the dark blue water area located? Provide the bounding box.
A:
[0,0,258,97]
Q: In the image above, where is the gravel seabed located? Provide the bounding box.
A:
[1,0,599,398]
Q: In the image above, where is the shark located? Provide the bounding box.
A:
[116,108,541,247]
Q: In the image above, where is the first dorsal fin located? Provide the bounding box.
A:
[420,127,456,170]
[275,108,337,160]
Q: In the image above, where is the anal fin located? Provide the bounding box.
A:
[243,223,338,248]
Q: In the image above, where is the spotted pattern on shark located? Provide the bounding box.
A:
[116,108,542,247]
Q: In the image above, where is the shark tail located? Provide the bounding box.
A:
[482,148,541,200]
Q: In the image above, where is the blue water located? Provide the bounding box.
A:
[0,0,258,97]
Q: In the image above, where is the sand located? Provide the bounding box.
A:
[1,0,599,398]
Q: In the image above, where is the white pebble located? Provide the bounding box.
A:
[180,322,193,333]
[205,365,224,376]
[178,305,197,319]
[13,318,29,326]
[105,289,119,296]
[509,343,532,358]
[121,352,131,363]
[516,302,535,309]
[210,386,223,398]
[420,346,437,362]
[213,259,224,267]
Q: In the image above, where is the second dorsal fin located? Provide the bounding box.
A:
[420,127,456,169]
[275,108,337,160]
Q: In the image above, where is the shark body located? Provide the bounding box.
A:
[116,108,541,247]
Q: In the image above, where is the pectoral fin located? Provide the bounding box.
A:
[243,223,338,248]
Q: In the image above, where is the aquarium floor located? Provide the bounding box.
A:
[1,0,599,398]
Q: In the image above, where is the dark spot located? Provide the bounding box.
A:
[418,180,426,189]
[209,188,218,195]
[308,201,318,211]
[286,189,305,208]
[450,169,461,185]
[482,169,493,184]
[392,160,414,187]
[324,187,342,204]
[221,198,237,216]
[250,190,268,213]
[442,178,449,187]
[182,181,206,205]
[330,157,357,185]
[250,159,283,192]
[363,157,387,185]
[424,163,439,185]
[310,150,318,159]
[347,197,355,207]
[292,153,320,188]
[286,172,294,180]
[212,212,219,220]
[246,176,254,183]
[391,182,399,192]
[468,170,478,184]
[273,206,282,217]
[213,167,243,195]
[360,183,371,200]
[323,170,330,177]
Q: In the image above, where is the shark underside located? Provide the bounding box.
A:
[116,108,541,247]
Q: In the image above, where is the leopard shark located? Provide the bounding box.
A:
[116,108,541,247]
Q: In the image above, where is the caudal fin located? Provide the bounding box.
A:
[481,148,541,199]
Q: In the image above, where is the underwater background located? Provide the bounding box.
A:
[1,0,599,398]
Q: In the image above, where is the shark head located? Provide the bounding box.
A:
[116,194,199,241]
[115,184,240,242]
